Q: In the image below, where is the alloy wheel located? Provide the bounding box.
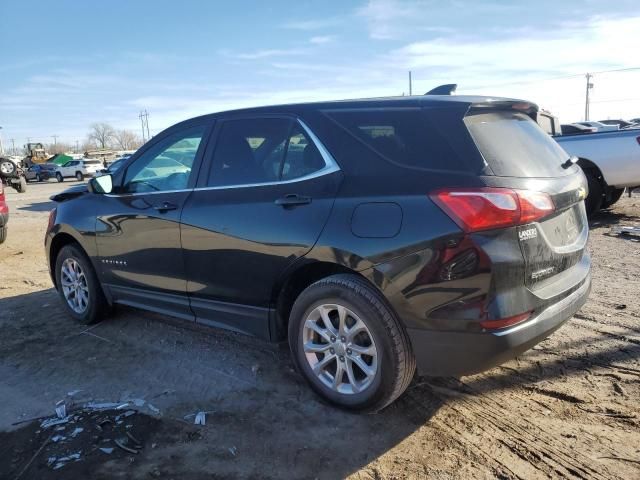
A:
[302,304,378,395]
[60,258,90,314]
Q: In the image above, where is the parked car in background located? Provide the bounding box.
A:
[598,119,635,129]
[576,121,619,132]
[96,157,127,177]
[25,163,56,182]
[630,118,640,124]
[554,129,640,213]
[561,123,597,135]
[47,94,591,411]
[0,181,8,243]
[54,159,103,182]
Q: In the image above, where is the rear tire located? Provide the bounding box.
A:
[56,172,64,182]
[0,225,6,244]
[288,274,415,412]
[75,171,83,181]
[584,170,603,216]
[55,244,108,324]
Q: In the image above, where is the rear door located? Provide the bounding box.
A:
[180,116,342,338]
[95,122,211,319]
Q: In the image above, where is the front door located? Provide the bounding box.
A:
[95,123,210,319]
[180,116,341,337]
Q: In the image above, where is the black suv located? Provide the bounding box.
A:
[46,95,591,411]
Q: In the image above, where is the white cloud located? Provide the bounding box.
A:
[309,35,336,45]
[225,48,308,60]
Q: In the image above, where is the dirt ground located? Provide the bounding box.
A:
[1,180,639,479]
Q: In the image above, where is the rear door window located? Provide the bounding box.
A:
[207,118,329,187]
[464,111,571,177]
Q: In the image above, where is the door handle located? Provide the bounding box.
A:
[153,201,178,212]
[274,194,312,207]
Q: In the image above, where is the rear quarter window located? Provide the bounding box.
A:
[325,108,476,173]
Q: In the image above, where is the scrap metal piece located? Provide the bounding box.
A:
[99,447,114,454]
[126,431,142,446]
[194,411,206,425]
[115,438,139,454]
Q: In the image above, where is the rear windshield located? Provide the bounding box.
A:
[464,111,571,177]
[326,108,473,173]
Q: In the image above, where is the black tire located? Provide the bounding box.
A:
[75,171,83,181]
[0,225,6,244]
[56,172,64,182]
[16,176,27,193]
[602,188,624,209]
[584,170,603,216]
[288,274,415,412]
[54,244,108,324]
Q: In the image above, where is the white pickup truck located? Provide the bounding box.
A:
[554,128,640,214]
[54,159,103,182]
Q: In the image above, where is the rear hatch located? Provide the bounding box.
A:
[463,108,588,291]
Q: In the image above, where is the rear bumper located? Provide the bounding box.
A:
[407,272,591,377]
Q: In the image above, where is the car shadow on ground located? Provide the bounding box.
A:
[0,288,446,479]
[17,200,57,212]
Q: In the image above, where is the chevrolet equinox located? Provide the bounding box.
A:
[46,95,591,411]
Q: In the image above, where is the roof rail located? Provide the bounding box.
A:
[425,84,457,95]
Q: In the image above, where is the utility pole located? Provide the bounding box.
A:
[139,110,150,143]
[584,73,593,121]
[10,138,15,155]
[51,135,59,148]
[408,71,413,96]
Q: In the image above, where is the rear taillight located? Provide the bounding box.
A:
[430,187,554,232]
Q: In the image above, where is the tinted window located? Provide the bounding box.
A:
[209,118,287,187]
[465,112,570,177]
[281,125,325,181]
[326,108,469,172]
[123,125,206,193]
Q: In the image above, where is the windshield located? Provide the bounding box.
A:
[464,111,572,177]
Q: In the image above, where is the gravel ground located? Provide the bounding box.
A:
[1,180,639,479]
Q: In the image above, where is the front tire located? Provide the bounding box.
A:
[55,244,107,324]
[288,274,415,412]
[56,172,64,182]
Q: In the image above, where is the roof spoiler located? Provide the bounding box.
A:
[425,84,457,95]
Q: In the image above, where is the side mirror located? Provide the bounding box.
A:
[89,174,113,194]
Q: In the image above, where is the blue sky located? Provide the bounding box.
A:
[2,0,640,149]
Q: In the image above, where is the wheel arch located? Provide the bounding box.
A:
[271,260,370,341]
[576,157,607,188]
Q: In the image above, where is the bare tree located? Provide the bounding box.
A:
[88,123,115,149]
[81,139,97,153]
[113,129,141,150]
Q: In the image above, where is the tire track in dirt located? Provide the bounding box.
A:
[406,380,615,480]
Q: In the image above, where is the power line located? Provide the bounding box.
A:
[139,110,150,143]
[465,66,640,91]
